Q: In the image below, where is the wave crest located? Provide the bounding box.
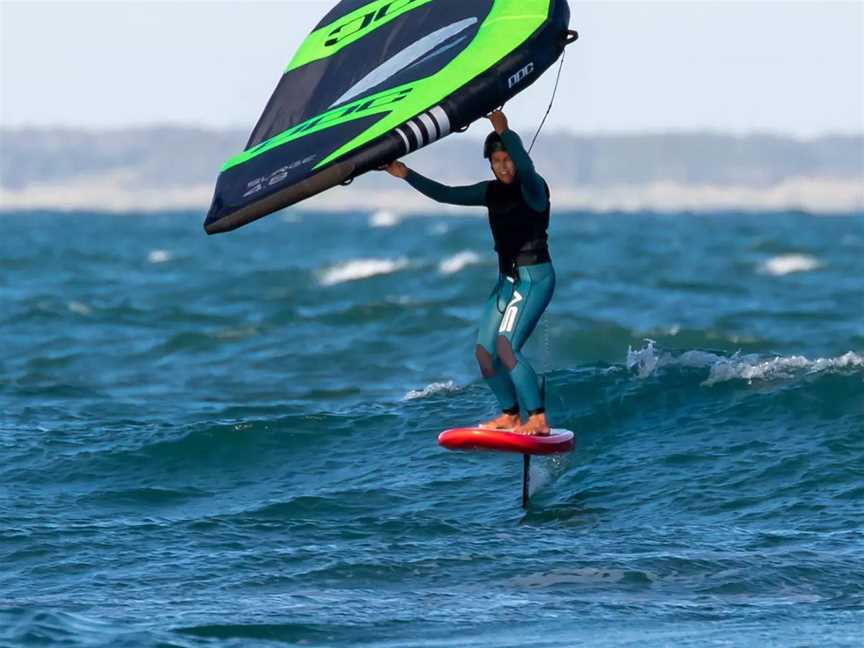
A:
[759,254,822,276]
[318,257,410,286]
[403,380,461,400]
[627,340,863,385]
[439,250,482,275]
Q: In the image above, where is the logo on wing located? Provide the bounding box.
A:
[325,0,427,47]
[508,62,535,88]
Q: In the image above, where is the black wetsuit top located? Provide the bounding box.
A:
[403,129,551,277]
[485,174,551,276]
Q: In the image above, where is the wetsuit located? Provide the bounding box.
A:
[404,129,555,415]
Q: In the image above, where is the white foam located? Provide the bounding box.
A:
[438,250,481,275]
[627,340,864,386]
[704,351,864,385]
[759,254,821,276]
[528,461,555,497]
[369,210,401,228]
[67,301,92,316]
[704,354,808,385]
[319,257,409,286]
[403,380,460,400]
[626,339,660,378]
[810,351,864,371]
[147,249,171,264]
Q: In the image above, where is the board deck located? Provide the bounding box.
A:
[438,427,574,455]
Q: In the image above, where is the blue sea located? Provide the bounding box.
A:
[1,208,862,647]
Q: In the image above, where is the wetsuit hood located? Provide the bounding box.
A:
[483,132,507,159]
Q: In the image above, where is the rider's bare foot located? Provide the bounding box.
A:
[514,412,550,436]
[478,411,520,430]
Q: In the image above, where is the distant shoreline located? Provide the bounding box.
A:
[1,180,861,215]
[2,127,862,213]
[2,203,860,218]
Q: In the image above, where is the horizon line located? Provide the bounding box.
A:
[1,122,862,141]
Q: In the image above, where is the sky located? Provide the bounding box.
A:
[1,0,862,136]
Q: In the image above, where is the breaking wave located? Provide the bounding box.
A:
[626,340,863,385]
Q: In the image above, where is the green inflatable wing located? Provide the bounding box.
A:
[204,0,573,234]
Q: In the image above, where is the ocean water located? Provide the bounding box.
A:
[1,208,862,647]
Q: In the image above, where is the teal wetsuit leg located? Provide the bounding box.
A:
[495,262,555,412]
[476,263,555,413]
[476,275,519,411]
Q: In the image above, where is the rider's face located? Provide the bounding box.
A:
[490,151,515,184]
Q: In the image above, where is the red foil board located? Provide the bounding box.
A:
[438,428,574,455]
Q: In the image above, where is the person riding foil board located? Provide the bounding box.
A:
[384,110,555,436]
